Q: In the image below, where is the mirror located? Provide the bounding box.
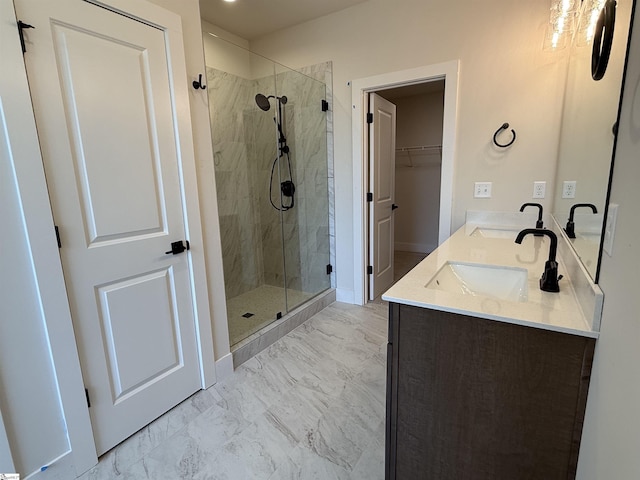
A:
[552,0,633,281]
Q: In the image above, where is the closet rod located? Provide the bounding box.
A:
[395,144,442,152]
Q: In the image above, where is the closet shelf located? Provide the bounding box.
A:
[396,144,442,153]
[395,145,442,168]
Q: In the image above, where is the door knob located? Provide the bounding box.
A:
[165,240,190,255]
[392,204,399,210]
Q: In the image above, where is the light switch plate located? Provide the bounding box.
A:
[603,203,618,256]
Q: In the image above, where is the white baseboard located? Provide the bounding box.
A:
[215,353,234,381]
[394,242,436,254]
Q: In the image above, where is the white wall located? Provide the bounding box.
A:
[575,4,640,477]
[390,90,444,253]
[248,0,570,300]
[202,20,251,78]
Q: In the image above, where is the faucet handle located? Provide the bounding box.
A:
[540,260,561,292]
[564,220,576,239]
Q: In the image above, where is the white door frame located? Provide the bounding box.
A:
[351,61,459,305]
[10,0,216,475]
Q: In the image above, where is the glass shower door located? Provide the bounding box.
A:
[274,65,331,312]
[205,41,286,346]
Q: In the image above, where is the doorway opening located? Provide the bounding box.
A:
[351,61,459,305]
[370,81,445,300]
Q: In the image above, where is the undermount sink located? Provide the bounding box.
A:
[470,227,519,239]
[425,261,529,302]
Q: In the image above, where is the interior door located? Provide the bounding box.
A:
[16,0,201,455]
[369,92,397,300]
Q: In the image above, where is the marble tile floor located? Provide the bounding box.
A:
[394,250,428,283]
[79,300,388,480]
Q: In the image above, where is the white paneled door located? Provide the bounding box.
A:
[368,93,397,300]
[16,0,201,455]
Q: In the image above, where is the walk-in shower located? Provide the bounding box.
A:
[203,33,332,348]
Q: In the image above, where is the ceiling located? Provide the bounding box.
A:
[199,0,370,40]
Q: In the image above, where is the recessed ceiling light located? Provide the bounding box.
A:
[223,0,236,3]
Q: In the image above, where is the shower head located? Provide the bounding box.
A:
[255,93,288,111]
[255,93,271,111]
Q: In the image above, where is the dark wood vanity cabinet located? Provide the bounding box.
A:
[385,303,596,480]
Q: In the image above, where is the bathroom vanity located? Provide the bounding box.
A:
[382,213,602,480]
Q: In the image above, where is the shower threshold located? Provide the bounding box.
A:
[230,287,336,367]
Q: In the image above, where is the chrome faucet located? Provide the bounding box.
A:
[564,203,598,239]
[515,228,562,292]
[519,203,544,231]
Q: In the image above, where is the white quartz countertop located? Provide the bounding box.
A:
[382,219,600,338]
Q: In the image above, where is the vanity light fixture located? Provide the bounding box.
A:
[544,0,614,52]
[544,0,580,50]
[577,0,608,46]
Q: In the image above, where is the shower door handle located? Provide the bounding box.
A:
[165,240,190,255]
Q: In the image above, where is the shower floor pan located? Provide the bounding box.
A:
[227,286,335,367]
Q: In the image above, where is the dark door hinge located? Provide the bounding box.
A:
[85,388,91,408]
[367,192,373,202]
[367,265,373,275]
[321,99,329,112]
[366,112,373,124]
[18,20,35,54]
[326,264,333,275]
[54,225,62,248]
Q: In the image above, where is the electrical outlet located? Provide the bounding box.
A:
[474,182,492,198]
[533,181,546,199]
[562,181,576,199]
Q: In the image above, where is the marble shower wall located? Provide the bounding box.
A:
[207,67,266,299]
[207,61,333,308]
[299,62,336,292]
[277,67,331,297]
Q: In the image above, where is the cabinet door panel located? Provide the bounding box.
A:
[388,304,594,480]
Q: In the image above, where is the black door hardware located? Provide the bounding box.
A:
[392,204,399,210]
[192,74,206,90]
[165,240,190,255]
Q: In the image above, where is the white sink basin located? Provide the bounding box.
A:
[425,261,529,302]
[470,227,519,239]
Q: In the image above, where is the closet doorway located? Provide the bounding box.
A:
[351,61,459,305]
[371,80,445,299]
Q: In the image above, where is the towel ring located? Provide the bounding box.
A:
[493,123,516,148]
